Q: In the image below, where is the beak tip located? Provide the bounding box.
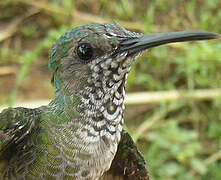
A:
[206,32,220,39]
[214,33,220,39]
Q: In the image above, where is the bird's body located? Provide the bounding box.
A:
[0,23,217,179]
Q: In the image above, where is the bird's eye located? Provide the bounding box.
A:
[76,43,93,62]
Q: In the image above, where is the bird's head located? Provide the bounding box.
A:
[48,23,218,97]
[48,23,141,96]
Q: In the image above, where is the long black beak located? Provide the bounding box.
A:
[118,31,219,54]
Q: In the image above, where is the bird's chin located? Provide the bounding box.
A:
[125,51,142,67]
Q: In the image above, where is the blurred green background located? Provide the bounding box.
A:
[0,0,221,179]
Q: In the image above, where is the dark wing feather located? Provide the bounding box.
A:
[0,107,42,160]
[101,130,149,180]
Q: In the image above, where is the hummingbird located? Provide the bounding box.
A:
[0,23,218,180]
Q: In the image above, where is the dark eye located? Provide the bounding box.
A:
[76,43,93,62]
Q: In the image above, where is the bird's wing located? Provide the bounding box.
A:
[0,107,42,159]
[100,129,149,180]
